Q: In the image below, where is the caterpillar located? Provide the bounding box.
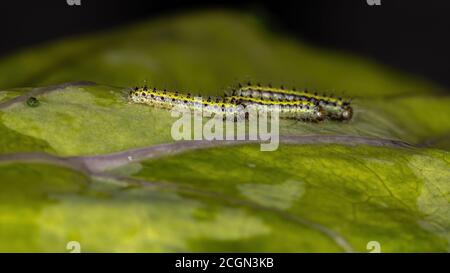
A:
[128,86,325,121]
[232,83,353,121]
[128,86,243,115]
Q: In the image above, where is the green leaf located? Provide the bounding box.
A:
[120,144,450,252]
[0,145,448,252]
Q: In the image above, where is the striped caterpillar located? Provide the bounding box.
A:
[232,83,353,121]
[128,86,242,115]
[128,86,325,121]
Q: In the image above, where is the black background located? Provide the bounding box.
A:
[1,0,449,89]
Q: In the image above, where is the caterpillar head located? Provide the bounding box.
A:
[128,87,148,103]
[341,106,353,121]
[128,88,138,100]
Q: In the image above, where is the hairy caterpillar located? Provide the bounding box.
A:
[128,86,325,121]
[232,83,353,121]
[128,86,242,115]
